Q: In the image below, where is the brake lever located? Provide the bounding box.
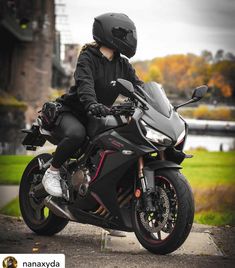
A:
[109,107,119,116]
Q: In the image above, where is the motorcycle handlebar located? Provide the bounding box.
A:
[109,103,135,116]
[87,103,135,118]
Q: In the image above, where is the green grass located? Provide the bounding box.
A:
[0,197,20,217]
[1,152,234,186]
[194,210,235,226]
[0,197,49,218]
[0,152,234,226]
[0,155,33,184]
[182,151,235,188]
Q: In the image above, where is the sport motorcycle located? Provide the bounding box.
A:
[20,79,208,254]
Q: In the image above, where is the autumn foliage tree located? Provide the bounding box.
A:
[208,59,235,98]
[133,50,235,100]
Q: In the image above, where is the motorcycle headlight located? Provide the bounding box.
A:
[175,129,186,146]
[141,120,172,146]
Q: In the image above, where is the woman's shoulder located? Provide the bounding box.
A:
[79,44,102,60]
[78,48,95,61]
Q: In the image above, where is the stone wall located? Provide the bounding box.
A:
[0,106,26,154]
[0,0,55,154]
[11,0,55,124]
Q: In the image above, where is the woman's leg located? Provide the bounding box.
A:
[51,113,86,168]
[42,112,86,197]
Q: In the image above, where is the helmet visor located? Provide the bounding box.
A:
[112,27,136,42]
[126,29,137,48]
[112,27,130,39]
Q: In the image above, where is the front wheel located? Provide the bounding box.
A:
[19,153,68,235]
[132,169,194,254]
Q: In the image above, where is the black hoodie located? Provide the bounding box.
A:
[58,46,142,118]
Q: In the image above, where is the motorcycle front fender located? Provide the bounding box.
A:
[143,160,182,190]
[145,160,182,171]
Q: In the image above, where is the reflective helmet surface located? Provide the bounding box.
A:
[93,13,137,58]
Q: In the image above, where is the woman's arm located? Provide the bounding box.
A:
[74,52,97,111]
[126,61,143,87]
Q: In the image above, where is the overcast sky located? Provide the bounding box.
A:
[58,0,235,61]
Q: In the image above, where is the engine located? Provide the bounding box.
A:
[71,169,91,197]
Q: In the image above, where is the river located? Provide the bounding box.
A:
[185,135,235,151]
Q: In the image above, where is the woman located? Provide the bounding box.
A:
[42,12,143,198]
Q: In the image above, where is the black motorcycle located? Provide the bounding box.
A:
[19,79,208,254]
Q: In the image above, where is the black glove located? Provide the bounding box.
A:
[88,103,110,117]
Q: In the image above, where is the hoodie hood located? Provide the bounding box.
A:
[86,46,103,57]
[85,46,120,60]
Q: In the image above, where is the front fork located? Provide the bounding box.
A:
[138,156,158,212]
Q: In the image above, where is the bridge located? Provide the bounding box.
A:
[185,119,235,137]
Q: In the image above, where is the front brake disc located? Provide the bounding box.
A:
[139,186,170,233]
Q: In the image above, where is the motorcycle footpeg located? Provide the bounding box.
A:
[60,179,70,201]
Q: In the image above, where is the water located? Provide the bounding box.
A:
[185,135,235,151]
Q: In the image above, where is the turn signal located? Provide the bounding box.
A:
[135,189,141,198]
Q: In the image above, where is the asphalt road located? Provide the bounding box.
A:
[0,215,234,268]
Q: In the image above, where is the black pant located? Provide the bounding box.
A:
[50,112,86,168]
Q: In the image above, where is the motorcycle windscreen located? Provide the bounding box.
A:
[142,82,172,118]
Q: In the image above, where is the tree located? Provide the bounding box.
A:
[209,59,235,98]
[145,65,162,83]
[133,50,235,100]
[201,50,213,63]
[214,49,224,63]
[208,73,233,97]
[224,52,235,62]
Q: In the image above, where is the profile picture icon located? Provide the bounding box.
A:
[2,256,17,268]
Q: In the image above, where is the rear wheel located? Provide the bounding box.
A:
[19,153,68,235]
[132,169,194,254]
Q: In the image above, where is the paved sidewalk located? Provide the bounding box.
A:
[0,186,19,208]
[0,215,234,268]
[102,231,223,256]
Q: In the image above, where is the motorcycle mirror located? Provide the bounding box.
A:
[116,78,135,97]
[192,85,208,100]
[174,85,208,111]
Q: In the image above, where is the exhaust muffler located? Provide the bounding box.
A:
[44,195,75,221]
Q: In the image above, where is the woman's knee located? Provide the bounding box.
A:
[65,126,86,145]
[55,112,87,145]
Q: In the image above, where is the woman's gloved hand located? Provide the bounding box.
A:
[88,103,110,117]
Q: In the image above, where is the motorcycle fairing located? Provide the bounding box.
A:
[87,115,128,138]
[88,141,137,227]
[142,104,185,144]
[90,157,136,229]
[142,82,172,118]
[70,150,136,230]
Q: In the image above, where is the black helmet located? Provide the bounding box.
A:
[93,13,137,58]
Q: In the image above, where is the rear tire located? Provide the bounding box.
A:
[132,169,194,254]
[19,153,68,235]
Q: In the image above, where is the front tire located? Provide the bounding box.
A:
[132,169,194,254]
[19,153,68,235]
